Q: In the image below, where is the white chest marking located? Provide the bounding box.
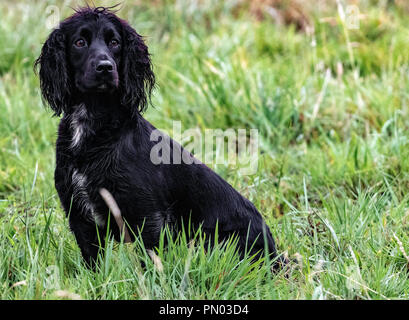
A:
[70,104,87,149]
[72,169,105,227]
[71,121,83,149]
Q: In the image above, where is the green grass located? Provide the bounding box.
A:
[2,0,409,299]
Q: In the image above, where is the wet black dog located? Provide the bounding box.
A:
[35,6,281,269]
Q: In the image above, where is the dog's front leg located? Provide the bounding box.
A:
[55,167,106,269]
[69,213,106,270]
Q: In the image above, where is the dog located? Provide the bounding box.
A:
[35,6,281,270]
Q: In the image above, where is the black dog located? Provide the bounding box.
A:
[35,7,281,269]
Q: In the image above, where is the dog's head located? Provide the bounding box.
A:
[35,6,155,117]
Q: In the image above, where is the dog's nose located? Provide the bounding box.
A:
[96,60,114,73]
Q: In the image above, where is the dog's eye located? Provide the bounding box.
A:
[74,39,86,47]
[110,39,119,47]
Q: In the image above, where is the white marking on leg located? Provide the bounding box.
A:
[147,249,164,272]
[72,169,105,227]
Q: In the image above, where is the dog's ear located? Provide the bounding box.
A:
[34,28,71,116]
[120,23,155,116]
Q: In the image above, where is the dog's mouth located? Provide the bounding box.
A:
[97,83,108,89]
[95,79,119,92]
[77,75,119,93]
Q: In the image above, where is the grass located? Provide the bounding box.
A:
[1,0,409,299]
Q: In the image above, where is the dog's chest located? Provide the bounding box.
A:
[71,168,106,226]
[65,105,125,226]
[69,104,89,151]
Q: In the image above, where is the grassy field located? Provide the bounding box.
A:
[2,0,409,299]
